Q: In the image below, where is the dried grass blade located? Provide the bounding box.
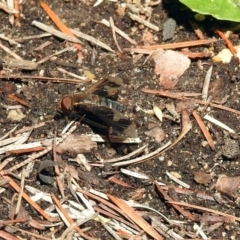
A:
[108,194,163,240]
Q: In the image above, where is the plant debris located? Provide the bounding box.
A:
[1,0,240,239]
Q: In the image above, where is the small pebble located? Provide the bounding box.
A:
[162,18,176,41]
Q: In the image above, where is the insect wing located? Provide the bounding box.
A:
[86,77,123,99]
[83,105,137,138]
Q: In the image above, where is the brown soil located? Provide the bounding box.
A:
[1,0,240,239]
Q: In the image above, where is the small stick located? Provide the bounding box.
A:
[190,21,205,40]
[7,0,14,25]
[77,188,140,231]
[169,200,240,222]
[4,125,77,173]
[0,157,15,172]
[53,130,65,198]
[0,124,18,141]
[105,144,148,163]
[14,0,20,26]
[15,122,45,135]
[202,65,213,100]
[39,0,82,52]
[71,28,115,52]
[192,110,215,149]
[215,30,236,56]
[10,228,52,240]
[124,48,213,58]
[143,89,240,115]
[0,1,18,14]
[129,13,160,31]
[0,74,91,84]
[0,41,22,60]
[112,141,171,167]
[0,142,42,155]
[2,175,52,221]
[137,39,217,50]
[108,194,163,240]
[51,193,96,240]
[166,171,190,189]
[101,19,137,45]
[34,41,52,51]
[37,46,75,64]
[109,17,122,53]
[0,231,19,240]
[7,93,30,107]
[0,34,20,46]
[0,103,23,110]
[14,33,52,42]
[57,67,88,81]
[204,114,235,133]
[32,21,82,44]
[88,134,141,144]
[15,168,26,215]
[155,181,195,220]
[0,136,23,147]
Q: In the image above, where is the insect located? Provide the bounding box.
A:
[58,77,138,138]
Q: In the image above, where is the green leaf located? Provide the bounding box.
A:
[180,0,240,22]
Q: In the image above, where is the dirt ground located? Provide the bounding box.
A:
[1,0,240,239]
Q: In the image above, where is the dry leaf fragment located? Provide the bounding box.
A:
[7,109,26,121]
[64,163,80,181]
[56,134,97,154]
[215,175,240,200]
[153,105,163,122]
[108,176,134,188]
[142,30,154,45]
[152,50,190,89]
[73,154,91,171]
[144,126,166,143]
[116,4,126,17]
[194,171,212,185]
[128,188,146,201]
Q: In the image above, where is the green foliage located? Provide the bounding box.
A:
[180,0,240,22]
